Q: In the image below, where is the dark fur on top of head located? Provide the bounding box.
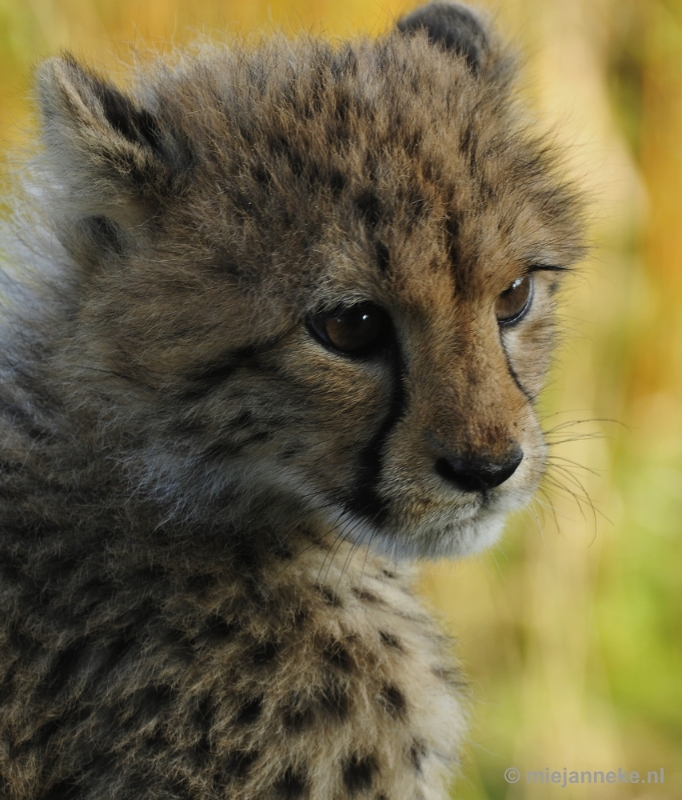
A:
[0,4,585,798]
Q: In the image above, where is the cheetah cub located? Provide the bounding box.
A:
[0,2,583,798]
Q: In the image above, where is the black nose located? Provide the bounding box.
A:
[435,446,523,492]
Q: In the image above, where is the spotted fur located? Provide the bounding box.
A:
[0,3,584,798]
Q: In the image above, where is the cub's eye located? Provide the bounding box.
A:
[308,302,391,356]
[495,274,534,325]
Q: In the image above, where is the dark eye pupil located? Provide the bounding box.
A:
[495,274,533,324]
[309,302,389,355]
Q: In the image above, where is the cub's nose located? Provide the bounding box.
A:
[434,446,524,492]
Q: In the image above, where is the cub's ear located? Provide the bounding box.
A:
[397,2,491,74]
[37,56,187,215]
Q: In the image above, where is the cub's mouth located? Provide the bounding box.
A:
[324,492,511,560]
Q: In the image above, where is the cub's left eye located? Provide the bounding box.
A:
[495,274,534,325]
[308,302,392,357]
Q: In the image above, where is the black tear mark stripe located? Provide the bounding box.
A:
[499,336,534,402]
[345,339,406,524]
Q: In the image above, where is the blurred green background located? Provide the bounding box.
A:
[0,0,680,797]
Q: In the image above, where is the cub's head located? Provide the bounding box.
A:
[35,2,584,557]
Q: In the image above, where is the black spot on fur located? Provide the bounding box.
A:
[230,538,263,572]
[432,665,464,688]
[83,215,125,257]
[73,577,115,610]
[380,684,407,717]
[235,696,264,725]
[292,607,310,628]
[446,216,461,274]
[30,717,63,750]
[271,540,293,560]
[313,584,342,607]
[199,438,244,461]
[248,430,272,444]
[352,587,379,604]
[223,749,259,779]
[42,777,80,800]
[269,134,304,177]
[459,121,473,155]
[251,640,279,666]
[409,738,428,774]
[181,345,256,400]
[125,684,175,729]
[355,191,382,229]
[273,767,308,799]
[282,696,315,732]
[145,729,169,754]
[233,410,254,428]
[343,753,377,794]
[41,637,87,697]
[379,630,403,650]
[185,571,216,594]
[252,164,271,187]
[201,613,237,642]
[0,399,52,443]
[397,3,490,74]
[376,241,390,272]
[323,639,353,671]
[279,443,303,461]
[193,694,214,758]
[329,170,346,196]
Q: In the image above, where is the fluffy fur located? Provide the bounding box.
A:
[0,3,584,798]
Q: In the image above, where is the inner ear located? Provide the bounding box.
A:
[397,2,490,74]
[37,56,189,204]
[87,73,164,154]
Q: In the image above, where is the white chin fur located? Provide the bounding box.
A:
[321,504,508,561]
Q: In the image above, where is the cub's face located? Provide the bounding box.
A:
[39,6,583,557]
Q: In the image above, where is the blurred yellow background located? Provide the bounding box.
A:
[1,0,680,798]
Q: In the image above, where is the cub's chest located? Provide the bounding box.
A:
[188,533,467,800]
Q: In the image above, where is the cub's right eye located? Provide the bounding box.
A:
[307,302,392,357]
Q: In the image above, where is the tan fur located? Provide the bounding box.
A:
[0,4,584,798]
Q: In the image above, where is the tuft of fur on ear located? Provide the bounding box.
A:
[397,2,491,74]
[37,55,188,218]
